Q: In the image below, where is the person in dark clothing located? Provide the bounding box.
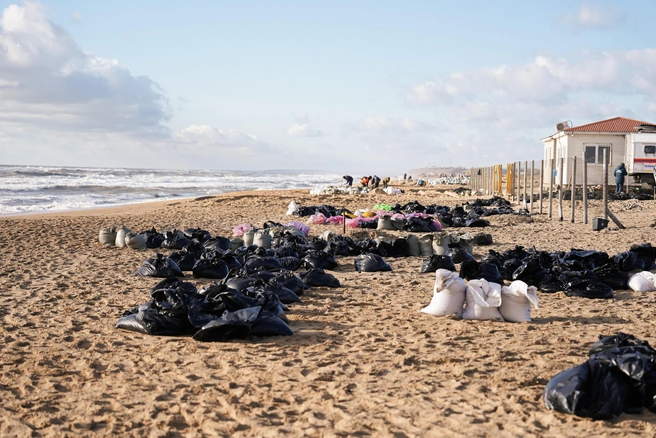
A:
[343,175,353,187]
[614,163,627,194]
[372,175,381,188]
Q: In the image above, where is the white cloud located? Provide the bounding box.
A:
[347,116,437,133]
[286,123,323,137]
[0,1,171,135]
[72,11,82,22]
[561,3,626,30]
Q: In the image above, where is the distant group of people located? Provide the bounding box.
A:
[343,174,391,189]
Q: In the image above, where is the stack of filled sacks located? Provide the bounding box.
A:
[420,269,539,322]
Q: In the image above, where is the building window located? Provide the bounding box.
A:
[584,144,611,165]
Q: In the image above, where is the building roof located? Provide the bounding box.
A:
[564,117,655,133]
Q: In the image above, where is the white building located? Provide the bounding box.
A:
[541,117,656,185]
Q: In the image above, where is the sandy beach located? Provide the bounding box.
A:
[1,184,656,437]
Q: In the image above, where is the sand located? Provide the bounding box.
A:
[1,185,656,437]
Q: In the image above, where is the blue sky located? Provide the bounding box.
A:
[0,0,655,174]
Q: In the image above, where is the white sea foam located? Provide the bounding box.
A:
[0,165,342,215]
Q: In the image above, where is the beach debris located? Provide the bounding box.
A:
[420,269,466,317]
[462,279,504,321]
[420,254,456,273]
[543,333,656,419]
[499,281,539,322]
[98,227,117,246]
[134,253,184,278]
[354,253,393,273]
[627,271,656,292]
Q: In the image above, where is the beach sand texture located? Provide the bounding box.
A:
[1,186,656,437]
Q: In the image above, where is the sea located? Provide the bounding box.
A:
[0,165,343,216]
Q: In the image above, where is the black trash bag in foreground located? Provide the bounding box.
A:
[420,254,456,273]
[134,253,184,278]
[302,250,338,270]
[354,253,392,273]
[543,332,656,419]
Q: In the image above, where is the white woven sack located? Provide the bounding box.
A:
[406,235,421,257]
[319,230,335,241]
[253,229,272,248]
[230,237,244,251]
[99,227,117,246]
[432,232,450,256]
[418,234,433,256]
[124,231,147,250]
[420,269,466,317]
[115,225,130,248]
[377,215,395,231]
[462,279,504,321]
[286,201,299,215]
[499,280,539,323]
[243,229,255,246]
[628,271,656,292]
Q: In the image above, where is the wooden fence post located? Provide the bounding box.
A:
[583,158,588,224]
[539,159,544,215]
[571,156,577,223]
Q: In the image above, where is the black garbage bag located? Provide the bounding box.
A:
[502,246,530,261]
[225,276,262,292]
[263,282,302,304]
[192,307,261,342]
[354,253,392,273]
[449,247,475,264]
[116,301,195,336]
[203,236,232,252]
[150,278,198,296]
[181,239,207,259]
[593,263,629,290]
[161,232,191,250]
[183,227,212,243]
[544,333,656,419]
[302,250,338,270]
[420,255,456,273]
[539,273,564,293]
[268,272,310,296]
[191,257,229,279]
[168,250,198,271]
[277,256,302,271]
[403,217,439,232]
[134,253,184,278]
[376,239,410,258]
[459,259,480,280]
[512,255,549,287]
[562,249,610,271]
[473,233,493,245]
[243,256,284,272]
[199,284,259,312]
[542,358,629,419]
[590,332,656,356]
[141,228,165,248]
[250,310,294,337]
[612,251,643,272]
[560,270,613,299]
[630,243,656,270]
[299,268,341,288]
[465,218,490,227]
[478,262,503,283]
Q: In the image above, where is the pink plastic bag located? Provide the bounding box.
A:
[284,221,310,236]
[232,223,253,237]
[308,213,327,224]
[326,215,344,225]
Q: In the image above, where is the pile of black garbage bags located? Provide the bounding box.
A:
[544,333,656,419]
[419,243,656,298]
[291,197,527,229]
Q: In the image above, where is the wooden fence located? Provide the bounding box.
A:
[470,152,623,226]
